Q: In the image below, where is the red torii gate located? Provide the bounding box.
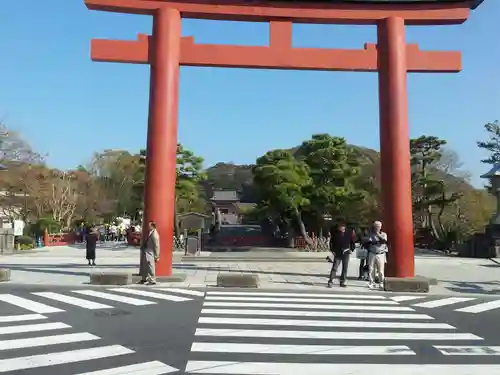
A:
[85,0,481,279]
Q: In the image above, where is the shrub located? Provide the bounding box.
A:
[15,235,35,246]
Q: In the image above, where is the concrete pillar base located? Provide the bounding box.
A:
[384,276,430,292]
[90,272,132,285]
[0,268,11,282]
[217,273,259,288]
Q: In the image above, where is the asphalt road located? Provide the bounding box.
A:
[1,285,500,374]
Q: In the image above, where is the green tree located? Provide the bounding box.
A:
[252,149,312,243]
[410,135,461,245]
[296,134,363,228]
[477,120,500,165]
[136,144,207,234]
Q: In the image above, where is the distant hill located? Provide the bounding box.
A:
[202,145,494,223]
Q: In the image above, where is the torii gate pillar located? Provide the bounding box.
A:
[142,8,181,277]
[377,17,414,278]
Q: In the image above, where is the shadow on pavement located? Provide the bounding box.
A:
[443,279,500,295]
[173,264,327,278]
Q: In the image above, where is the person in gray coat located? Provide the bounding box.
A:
[138,221,160,285]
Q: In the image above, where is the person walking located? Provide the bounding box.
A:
[366,220,388,289]
[357,228,370,280]
[85,227,99,266]
[138,221,160,285]
[328,222,356,288]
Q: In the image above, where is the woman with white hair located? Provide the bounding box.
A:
[366,220,388,289]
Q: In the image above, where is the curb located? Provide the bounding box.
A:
[181,256,327,262]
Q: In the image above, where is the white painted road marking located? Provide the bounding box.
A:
[195,328,482,341]
[435,346,500,355]
[74,360,179,375]
[0,322,70,336]
[454,300,500,314]
[205,296,398,305]
[203,301,414,311]
[0,332,100,351]
[412,297,476,308]
[0,294,63,313]
[0,314,47,323]
[207,291,387,299]
[0,345,133,373]
[191,343,416,355]
[391,296,425,302]
[200,308,434,320]
[158,288,205,297]
[72,290,156,306]
[185,362,500,374]
[197,316,455,329]
[32,292,114,310]
[109,288,191,302]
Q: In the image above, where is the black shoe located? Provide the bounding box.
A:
[340,282,347,287]
[136,280,146,284]
[327,281,333,288]
[92,262,96,266]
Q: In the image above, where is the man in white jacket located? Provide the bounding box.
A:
[366,220,388,289]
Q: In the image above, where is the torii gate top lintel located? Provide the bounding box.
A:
[85,0,481,25]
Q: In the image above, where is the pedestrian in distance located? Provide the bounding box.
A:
[366,220,388,289]
[85,227,99,266]
[328,222,357,288]
[138,221,161,285]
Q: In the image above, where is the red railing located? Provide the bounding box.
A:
[44,231,76,247]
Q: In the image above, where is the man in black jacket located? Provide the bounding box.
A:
[328,222,357,288]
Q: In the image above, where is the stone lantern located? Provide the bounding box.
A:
[481,164,500,225]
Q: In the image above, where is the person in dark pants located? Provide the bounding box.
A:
[86,227,99,266]
[328,222,357,288]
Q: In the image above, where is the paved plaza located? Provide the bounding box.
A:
[1,244,499,296]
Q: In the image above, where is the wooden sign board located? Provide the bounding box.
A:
[179,214,206,230]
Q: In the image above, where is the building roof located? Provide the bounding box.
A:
[178,212,211,219]
[211,190,240,202]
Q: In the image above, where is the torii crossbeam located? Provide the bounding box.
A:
[85,0,482,281]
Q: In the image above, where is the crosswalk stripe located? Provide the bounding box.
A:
[185,362,500,374]
[412,297,476,308]
[72,290,157,306]
[390,296,425,302]
[200,308,434,320]
[197,317,455,330]
[32,292,114,310]
[158,288,205,297]
[0,322,70,336]
[435,346,500,355]
[73,360,179,375]
[195,328,482,340]
[0,332,100,351]
[191,342,416,355]
[0,294,64,313]
[0,314,47,323]
[109,288,191,302]
[454,300,500,314]
[0,344,133,373]
[207,291,387,299]
[205,296,398,305]
[203,301,414,311]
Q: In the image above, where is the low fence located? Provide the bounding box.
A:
[44,231,76,247]
[293,236,330,251]
[127,232,187,252]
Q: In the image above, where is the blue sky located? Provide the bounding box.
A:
[0,1,498,187]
